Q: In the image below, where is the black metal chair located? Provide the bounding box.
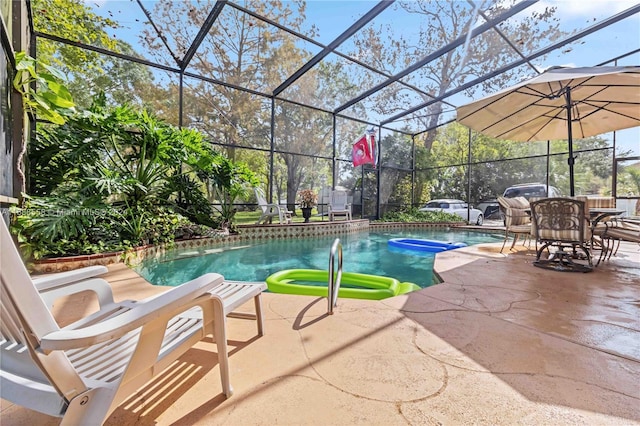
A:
[530,198,592,272]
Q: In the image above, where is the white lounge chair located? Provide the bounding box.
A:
[255,187,291,224]
[0,219,265,425]
[328,190,352,221]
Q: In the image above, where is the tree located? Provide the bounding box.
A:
[378,131,413,210]
[33,0,118,71]
[32,0,161,110]
[273,97,333,211]
[275,60,366,209]
[144,0,313,158]
[143,0,315,210]
[348,0,566,150]
[619,166,640,215]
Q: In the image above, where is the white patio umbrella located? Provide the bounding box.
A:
[456,66,640,195]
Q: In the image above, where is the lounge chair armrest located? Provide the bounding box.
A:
[33,266,115,309]
[33,266,109,290]
[38,277,115,309]
[40,273,225,351]
[266,203,286,214]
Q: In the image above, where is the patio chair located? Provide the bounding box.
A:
[0,219,266,425]
[496,196,531,252]
[529,197,593,272]
[328,190,352,221]
[574,195,616,262]
[255,187,291,224]
[584,196,616,210]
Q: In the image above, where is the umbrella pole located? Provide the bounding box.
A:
[565,86,575,196]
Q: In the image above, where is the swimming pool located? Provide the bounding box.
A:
[135,229,503,288]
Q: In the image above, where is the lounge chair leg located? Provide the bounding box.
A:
[61,389,110,426]
[212,299,233,398]
[254,294,264,336]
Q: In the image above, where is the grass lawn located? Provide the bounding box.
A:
[234,208,332,225]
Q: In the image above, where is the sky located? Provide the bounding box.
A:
[85,0,639,155]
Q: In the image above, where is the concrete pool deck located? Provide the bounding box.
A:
[2,240,639,425]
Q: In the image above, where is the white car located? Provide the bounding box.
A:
[419,199,484,225]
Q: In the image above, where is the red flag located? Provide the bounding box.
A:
[352,134,374,167]
[368,132,376,165]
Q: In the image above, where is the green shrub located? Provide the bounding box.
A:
[11,196,129,259]
[378,208,463,223]
[11,196,215,260]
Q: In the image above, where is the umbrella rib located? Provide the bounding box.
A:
[468,86,550,136]
[457,87,521,122]
[570,80,640,123]
[496,108,563,142]
[587,100,640,106]
[479,87,562,139]
[580,100,640,123]
[496,74,639,139]
[575,105,587,139]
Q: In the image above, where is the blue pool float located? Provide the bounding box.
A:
[388,238,467,253]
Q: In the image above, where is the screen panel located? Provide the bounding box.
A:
[183,76,271,150]
[274,100,332,157]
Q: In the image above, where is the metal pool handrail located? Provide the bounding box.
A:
[328,238,343,314]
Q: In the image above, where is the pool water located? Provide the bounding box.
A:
[135,229,503,288]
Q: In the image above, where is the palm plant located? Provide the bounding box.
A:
[205,155,258,231]
[32,95,212,209]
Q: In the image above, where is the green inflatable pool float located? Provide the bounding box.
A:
[266,269,420,300]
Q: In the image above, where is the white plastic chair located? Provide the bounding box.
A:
[255,188,291,224]
[0,219,265,425]
[328,190,352,221]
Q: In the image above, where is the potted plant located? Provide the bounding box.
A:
[298,189,318,223]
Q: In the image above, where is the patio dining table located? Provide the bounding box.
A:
[589,208,625,227]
